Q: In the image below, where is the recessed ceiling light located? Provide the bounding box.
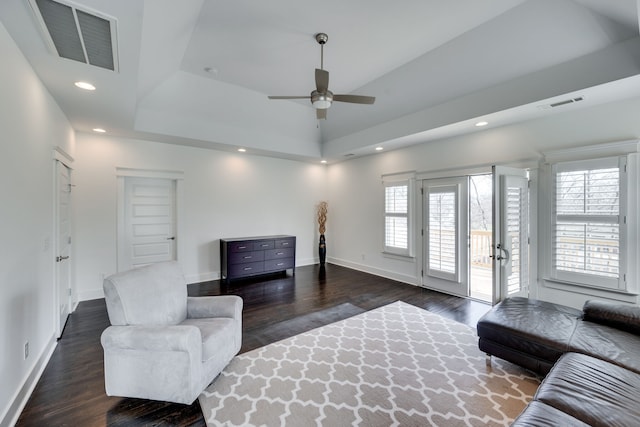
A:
[74,81,96,91]
[475,121,489,127]
[93,128,106,133]
[321,160,327,164]
[238,148,246,153]
[375,146,384,151]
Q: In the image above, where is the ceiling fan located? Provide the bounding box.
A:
[268,33,375,120]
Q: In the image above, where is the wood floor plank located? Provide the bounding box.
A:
[16,264,490,426]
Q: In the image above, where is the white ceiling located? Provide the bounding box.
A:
[1,0,640,163]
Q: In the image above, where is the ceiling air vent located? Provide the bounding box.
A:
[549,96,584,108]
[30,0,118,71]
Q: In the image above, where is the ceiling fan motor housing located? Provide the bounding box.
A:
[311,89,332,109]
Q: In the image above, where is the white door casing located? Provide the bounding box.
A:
[118,177,177,271]
[492,166,529,303]
[55,160,72,337]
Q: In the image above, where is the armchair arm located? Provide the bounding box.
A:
[101,324,201,353]
[187,295,243,320]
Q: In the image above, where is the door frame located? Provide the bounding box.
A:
[116,168,184,272]
[53,148,74,337]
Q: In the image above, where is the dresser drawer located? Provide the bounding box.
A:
[228,261,264,276]
[228,251,265,265]
[275,238,295,249]
[228,241,253,252]
[253,240,275,251]
[264,258,294,271]
[265,247,294,260]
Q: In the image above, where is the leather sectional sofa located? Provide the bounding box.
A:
[477,297,640,426]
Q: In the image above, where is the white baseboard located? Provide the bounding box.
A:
[185,271,219,284]
[78,288,104,302]
[1,334,57,427]
[327,257,420,286]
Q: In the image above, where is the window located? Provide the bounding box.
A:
[384,180,412,256]
[551,157,626,289]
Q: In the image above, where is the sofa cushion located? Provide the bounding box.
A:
[511,401,590,427]
[569,320,640,374]
[477,297,582,366]
[535,352,640,427]
[583,300,640,335]
[103,261,188,326]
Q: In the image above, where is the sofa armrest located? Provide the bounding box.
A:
[187,295,243,320]
[101,324,201,353]
[583,300,640,335]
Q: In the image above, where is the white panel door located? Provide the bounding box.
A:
[55,161,72,337]
[121,177,176,270]
[492,166,529,303]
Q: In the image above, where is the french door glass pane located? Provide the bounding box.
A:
[429,192,456,274]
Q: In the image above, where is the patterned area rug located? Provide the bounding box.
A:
[199,301,540,426]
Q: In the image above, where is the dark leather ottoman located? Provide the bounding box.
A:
[477,297,582,374]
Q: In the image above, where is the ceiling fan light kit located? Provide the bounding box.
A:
[268,32,375,119]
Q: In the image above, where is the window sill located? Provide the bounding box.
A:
[382,251,415,262]
[543,277,638,298]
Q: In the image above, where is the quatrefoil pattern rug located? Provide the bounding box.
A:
[199,301,540,426]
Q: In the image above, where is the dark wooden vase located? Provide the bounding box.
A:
[319,234,326,265]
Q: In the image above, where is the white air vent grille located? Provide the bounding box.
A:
[550,96,584,108]
[30,0,118,71]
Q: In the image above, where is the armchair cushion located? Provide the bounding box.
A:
[182,318,236,362]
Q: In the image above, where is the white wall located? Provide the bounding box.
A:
[73,134,327,300]
[0,23,75,427]
[327,96,640,309]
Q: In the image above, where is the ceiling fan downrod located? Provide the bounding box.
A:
[315,33,328,70]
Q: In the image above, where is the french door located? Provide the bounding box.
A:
[492,166,529,303]
[422,168,529,303]
[423,177,469,296]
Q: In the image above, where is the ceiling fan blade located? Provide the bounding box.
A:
[268,95,310,100]
[316,108,327,120]
[333,94,375,104]
[315,69,329,93]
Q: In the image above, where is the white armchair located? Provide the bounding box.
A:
[100,261,242,404]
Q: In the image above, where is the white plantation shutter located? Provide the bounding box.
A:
[427,185,458,281]
[384,181,411,256]
[552,157,625,289]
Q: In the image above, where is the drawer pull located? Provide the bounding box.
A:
[243,267,253,271]
[238,246,247,249]
[243,256,252,259]
[261,244,269,247]
[276,252,284,255]
[277,263,284,266]
[282,242,289,246]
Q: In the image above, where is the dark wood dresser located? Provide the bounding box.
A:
[220,235,296,282]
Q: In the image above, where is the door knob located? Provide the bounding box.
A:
[167,237,175,240]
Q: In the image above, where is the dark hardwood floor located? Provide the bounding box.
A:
[16,264,490,427]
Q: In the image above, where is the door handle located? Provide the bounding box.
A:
[492,244,509,261]
[56,255,69,262]
[167,237,175,240]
